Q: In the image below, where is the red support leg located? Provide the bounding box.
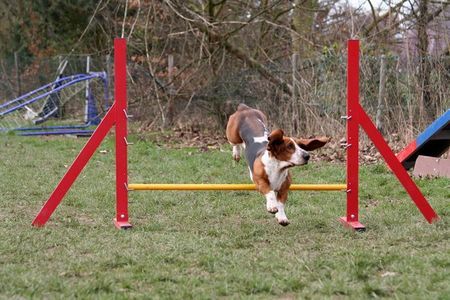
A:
[32,38,131,228]
[356,104,439,223]
[113,38,132,229]
[340,40,365,231]
[32,106,116,227]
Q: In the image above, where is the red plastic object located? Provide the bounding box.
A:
[113,39,132,229]
[32,38,132,228]
[340,40,438,230]
[396,141,417,164]
[340,40,365,231]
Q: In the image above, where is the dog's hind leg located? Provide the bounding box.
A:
[226,113,243,162]
[231,143,243,162]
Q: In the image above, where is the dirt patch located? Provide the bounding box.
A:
[136,127,227,150]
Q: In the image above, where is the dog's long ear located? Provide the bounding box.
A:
[295,136,330,151]
[267,129,284,152]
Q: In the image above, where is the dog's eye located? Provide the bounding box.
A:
[288,143,295,150]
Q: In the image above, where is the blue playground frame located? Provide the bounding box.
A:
[0,72,109,136]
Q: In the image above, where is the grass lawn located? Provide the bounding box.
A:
[0,133,449,299]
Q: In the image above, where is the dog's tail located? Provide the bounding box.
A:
[237,103,251,111]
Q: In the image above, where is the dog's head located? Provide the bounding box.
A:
[267,129,329,167]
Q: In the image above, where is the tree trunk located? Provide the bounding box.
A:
[417,0,433,122]
[291,0,317,57]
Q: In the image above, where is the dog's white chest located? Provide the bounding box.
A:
[261,151,289,191]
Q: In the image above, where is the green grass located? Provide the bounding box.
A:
[0,134,449,299]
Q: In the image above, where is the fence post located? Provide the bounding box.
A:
[106,54,112,109]
[14,51,22,97]
[291,53,300,132]
[85,56,91,123]
[376,55,386,133]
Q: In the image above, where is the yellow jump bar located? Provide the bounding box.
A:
[128,183,347,191]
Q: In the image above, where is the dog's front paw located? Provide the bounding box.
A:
[277,218,290,226]
[275,211,289,226]
[232,154,241,162]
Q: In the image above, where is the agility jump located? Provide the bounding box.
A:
[32,38,439,231]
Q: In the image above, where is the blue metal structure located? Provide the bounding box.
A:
[0,72,109,136]
[19,129,95,136]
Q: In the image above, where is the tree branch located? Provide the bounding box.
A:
[164,0,293,96]
[363,0,408,37]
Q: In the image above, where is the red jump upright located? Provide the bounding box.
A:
[340,40,365,231]
[340,40,438,230]
[113,39,132,229]
[32,38,132,229]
